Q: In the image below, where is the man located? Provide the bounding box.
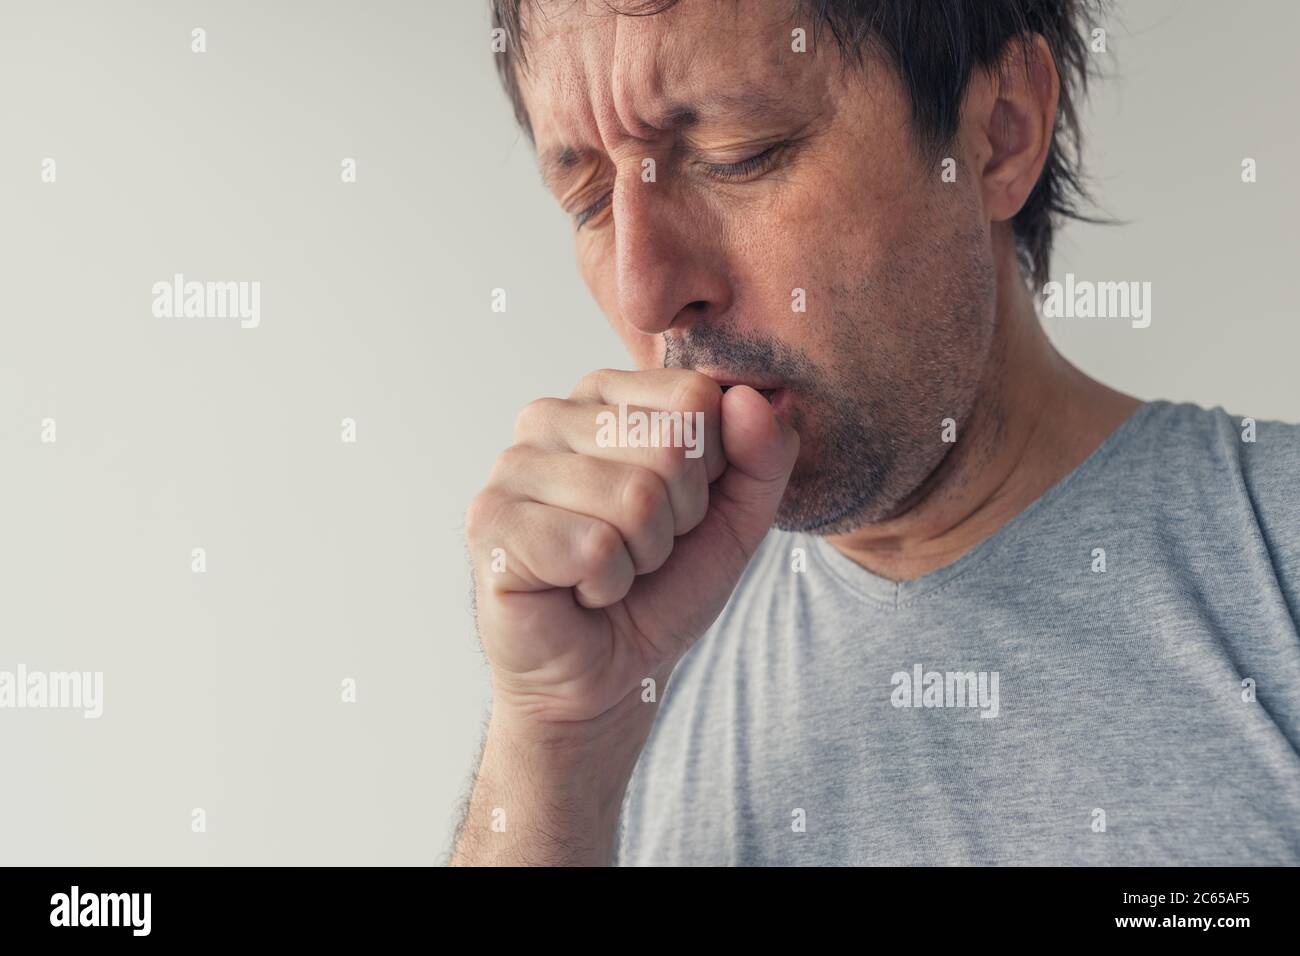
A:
[450,0,1300,865]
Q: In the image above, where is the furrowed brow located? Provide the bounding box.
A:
[538,90,792,192]
[655,89,790,131]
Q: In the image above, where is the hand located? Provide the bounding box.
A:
[467,368,799,727]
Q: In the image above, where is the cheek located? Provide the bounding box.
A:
[577,239,620,324]
[745,173,916,332]
[576,236,608,301]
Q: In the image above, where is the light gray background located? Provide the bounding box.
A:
[0,0,1295,865]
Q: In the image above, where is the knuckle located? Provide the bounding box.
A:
[464,489,504,544]
[647,442,697,484]
[620,470,668,537]
[490,442,532,481]
[579,519,625,572]
[513,396,562,442]
[669,370,721,413]
[572,368,615,398]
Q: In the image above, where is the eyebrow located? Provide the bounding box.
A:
[656,89,789,130]
[539,145,583,191]
[537,89,791,192]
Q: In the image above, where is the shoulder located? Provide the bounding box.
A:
[1127,398,1300,576]
[1231,406,1300,559]
[1115,398,1299,486]
[1143,399,1300,503]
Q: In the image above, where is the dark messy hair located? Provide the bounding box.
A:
[490,0,1109,289]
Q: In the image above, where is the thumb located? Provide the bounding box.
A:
[708,384,800,555]
[618,385,799,650]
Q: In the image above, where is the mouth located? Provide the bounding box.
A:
[719,383,778,403]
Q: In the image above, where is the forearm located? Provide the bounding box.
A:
[449,688,658,867]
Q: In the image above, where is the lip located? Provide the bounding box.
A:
[697,371,782,394]
[713,381,789,413]
[720,384,780,402]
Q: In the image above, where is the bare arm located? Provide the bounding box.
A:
[450,370,796,866]
[449,683,662,866]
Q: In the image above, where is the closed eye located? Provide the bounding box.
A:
[699,141,791,181]
[573,191,611,229]
[571,140,794,230]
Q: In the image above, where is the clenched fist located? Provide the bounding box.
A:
[466,368,800,727]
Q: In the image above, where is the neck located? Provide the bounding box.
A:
[825,244,1142,582]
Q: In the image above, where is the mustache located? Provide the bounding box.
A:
[661,322,815,388]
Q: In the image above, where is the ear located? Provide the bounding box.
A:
[963,34,1060,224]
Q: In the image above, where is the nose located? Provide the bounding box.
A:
[612,162,732,336]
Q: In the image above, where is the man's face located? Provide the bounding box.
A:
[518,0,999,534]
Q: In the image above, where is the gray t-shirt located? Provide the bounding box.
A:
[614,399,1300,865]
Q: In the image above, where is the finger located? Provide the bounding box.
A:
[568,368,726,483]
[468,493,635,608]
[513,398,712,535]
[489,446,674,574]
[709,384,801,555]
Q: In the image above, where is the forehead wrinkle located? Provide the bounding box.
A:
[527,2,807,191]
[601,5,815,140]
[605,9,672,142]
[523,6,610,189]
[534,9,674,190]
[539,85,798,190]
